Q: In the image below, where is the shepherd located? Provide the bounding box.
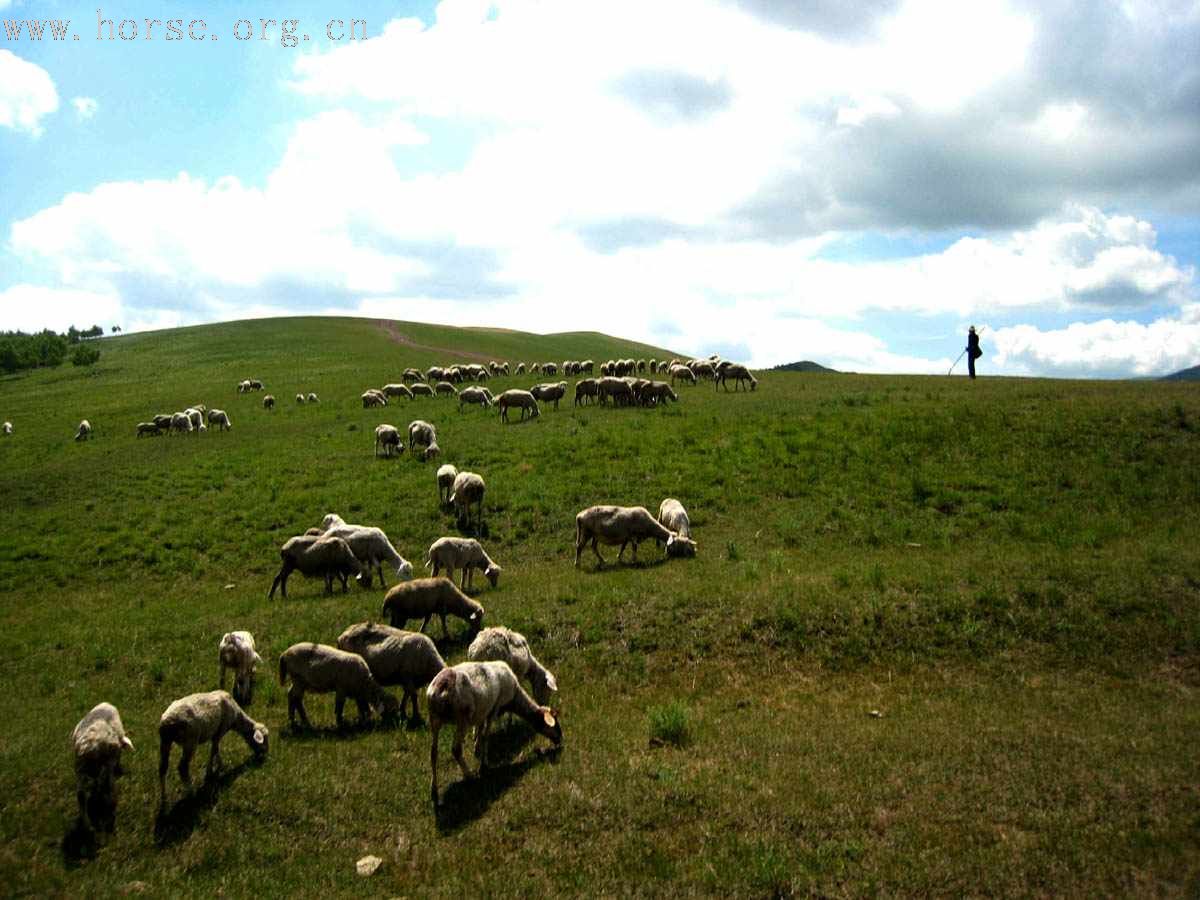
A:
[966,326,982,379]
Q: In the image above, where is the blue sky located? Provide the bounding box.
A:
[2,0,1198,376]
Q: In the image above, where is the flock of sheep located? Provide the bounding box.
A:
[59,348,753,841]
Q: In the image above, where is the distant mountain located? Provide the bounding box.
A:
[1162,365,1200,381]
[772,360,840,374]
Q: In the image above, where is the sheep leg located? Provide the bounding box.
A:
[419,613,432,634]
[462,567,471,591]
[451,721,471,779]
[207,736,223,779]
[335,691,348,729]
[77,780,93,832]
[178,742,196,794]
[375,562,386,588]
[591,537,606,566]
[354,693,372,726]
[440,612,450,640]
[617,540,629,562]
[268,560,293,600]
[288,684,311,729]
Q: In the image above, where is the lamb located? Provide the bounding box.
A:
[263,394,276,410]
[435,381,459,397]
[268,534,365,600]
[375,424,404,458]
[218,631,262,707]
[468,627,558,705]
[458,385,492,411]
[411,383,435,398]
[208,409,232,431]
[307,392,319,403]
[158,690,268,807]
[381,577,484,639]
[170,411,193,435]
[530,381,568,410]
[74,419,92,441]
[136,421,162,437]
[574,378,598,406]
[425,536,502,591]
[408,419,437,451]
[574,504,696,567]
[318,513,415,585]
[383,383,414,400]
[497,389,539,422]
[657,497,695,548]
[2,421,11,435]
[718,363,757,392]
[71,702,134,833]
[449,471,486,532]
[362,390,387,408]
[427,661,561,805]
[437,464,459,506]
[336,622,445,721]
[279,642,400,729]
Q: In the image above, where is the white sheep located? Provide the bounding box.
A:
[136,421,162,437]
[74,419,92,441]
[425,536,502,590]
[362,390,387,408]
[437,464,459,507]
[718,363,757,392]
[497,389,539,422]
[468,627,558,705]
[158,690,268,807]
[381,577,484,639]
[411,383,435,397]
[530,381,568,410]
[170,412,192,435]
[574,504,696,567]
[218,631,262,707]
[427,661,562,805]
[408,419,437,451]
[279,642,400,729]
[237,380,251,393]
[308,392,319,403]
[207,409,232,431]
[375,424,404,458]
[71,702,134,833]
[435,381,459,397]
[337,622,446,721]
[268,534,365,600]
[449,471,486,532]
[319,513,415,585]
[2,421,11,435]
[458,386,492,411]
[382,383,413,400]
[262,394,276,410]
[657,498,692,541]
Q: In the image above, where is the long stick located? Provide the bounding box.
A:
[948,349,966,376]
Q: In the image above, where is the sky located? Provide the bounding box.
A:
[1,0,1198,377]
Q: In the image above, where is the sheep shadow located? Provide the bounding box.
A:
[153,757,260,847]
[578,555,671,574]
[283,716,399,742]
[434,729,561,834]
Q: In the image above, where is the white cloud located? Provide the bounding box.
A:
[71,97,98,120]
[993,315,1200,377]
[0,283,121,333]
[0,50,58,136]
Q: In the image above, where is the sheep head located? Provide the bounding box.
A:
[666,535,697,558]
[484,564,502,587]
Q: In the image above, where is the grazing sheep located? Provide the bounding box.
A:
[208,409,232,431]
[427,366,447,383]
[268,534,364,600]
[468,627,558,705]
[426,537,502,591]
[530,381,568,410]
[542,362,558,376]
[263,394,276,410]
[422,440,441,462]
[136,421,162,437]
[435,381,459,397]
[458,386,492,411]
[597,377,634,406]
[337,622,445,721]
[642,381,678,406]
[411,383,435,398]
[279,642,400,730]
[718,363,757,392]
[670,365,697,386]
[158,690,268,807]
[437,464,459,507]
[295,393,305,405]
[318,513,415,586]
[497,389,539,423]
[74,419,92,441]
[249,379,264,391]
[237,380,251,393]
[381,577,484,639]
[408,419,437,452]
[2,421,12,435]
[530,362,541,374]
[382,383,414,400]
[580,359,595,374]
[218,631,262,707]
[574,378,598,406]
[690,361,717,381]
[307,392,319,403]
[362,390,387,408]
[515,362,526,375]
[151,413,173,431]
[71,702,134,833]
[449,471,486,532]
[427,661,561,805]
[657,497,695,552]
[170,412,193,435]
[402,368,423,383]
[375,424,404,458]
[574,505,696,567]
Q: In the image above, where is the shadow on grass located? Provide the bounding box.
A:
[283,716,400,742]
[577,555,671,573]
[153,757,262,848]
[434,724,562,835]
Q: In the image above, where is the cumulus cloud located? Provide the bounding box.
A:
[71,97,98,120]
[0,50,58,136]
[993,315,1200,378]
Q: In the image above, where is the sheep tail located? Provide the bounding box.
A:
[279,655,289,686]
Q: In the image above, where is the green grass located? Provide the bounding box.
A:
[1,315,1198,896]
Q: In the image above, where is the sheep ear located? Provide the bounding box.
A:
[545,673,559,693]
[121,737,134,752]
[469,612,479,622]
[253,728,266,745]
[542,710,557,728]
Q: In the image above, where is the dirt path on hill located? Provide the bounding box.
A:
[375,319,495,362]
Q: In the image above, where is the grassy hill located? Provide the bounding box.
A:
[1162,363,1200,381]
[772,359,841,373]
[1,316,1198,896]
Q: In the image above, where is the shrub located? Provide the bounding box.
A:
[72,345,101,367]
[648,700,691,748]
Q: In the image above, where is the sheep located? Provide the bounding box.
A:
[657,497,694,549]
[71,702,134,833]
[425,536,502,591]
[382,383,414,400]
[2,421,11,435]
[642,381,678,406]
[318,513,415,586]
[497,389,539,422]
[435,381,459,397]
[690,361,717,381]
[422,440,441,462]
[427,366,446,383]
[197,422,208,434]
[458,386,492,411]
[543,362,558,376]
[362,390,387,408]
[248,379,264,391]
[597,377,634,406]
[307,392,319,403]
[574,378,598,406]
[295,393,305,405]
[410,383,435,398]
[670,365,697,386]
[208,409,232,431]
[263,394,276,410]
[408,419,437,452]
[515,362,526,375]
[718,363,757,392]
[158,690,268,807]
[375,424,404,458]
[427,661,561,805]
[580,359,595,374]
[74,419,92,441]
[530,381,568,410]
[530,362,541,374]
[468,627,558,705]
[151,413,172,431]
[185,407,204,431]
[267,534,365,600]
[437,464,459,507]
[381,577,484,639]
[574,504,696,567]
[278,642,400,730]
[218,631,262,707]
[170,412,193,435]
[449,471,486,532]
[336,622,445,721]
[402,368,423,383]
[136,421,162,437]
[237,380,251,393]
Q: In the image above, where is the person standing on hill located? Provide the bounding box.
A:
[966,326,982,379]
